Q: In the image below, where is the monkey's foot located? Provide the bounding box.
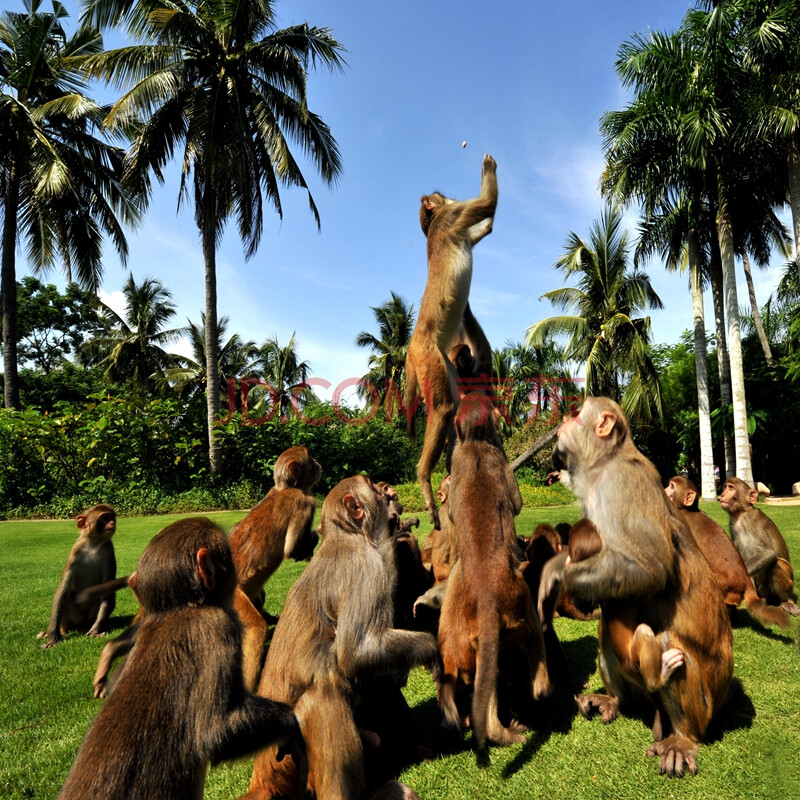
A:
[487,718,527,746]
[86,626,107,638]
[575,692,620,724]
[93,680,108,700]
[261,611,280,625]
[780,600,800,617]
[427,505,441,530]
[647,734,699,777]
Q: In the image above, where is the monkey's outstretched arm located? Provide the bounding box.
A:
[564,545,669,605]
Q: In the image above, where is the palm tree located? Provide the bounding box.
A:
[251,332,311,420]
[0,0,138,408]
[85,273,185,392]
[161,314,257,399]
[355,292,415,405]
[81,0,345,473]
[741,0,800,285]
[502,338,577,427]
[527,204,664,425]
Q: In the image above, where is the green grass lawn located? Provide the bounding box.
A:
[1,501,799,799]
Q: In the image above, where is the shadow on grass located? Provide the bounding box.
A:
[730,607,796,643]
[106,613,137,634]
[705,678,756,744]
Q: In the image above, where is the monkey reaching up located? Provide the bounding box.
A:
[39,504,118,649]
[404,154,498,528]
[719,477,800,616]
[538,398,733,777]
[58,518,306,800]
[666,476,790,628]
[244,476,438,800]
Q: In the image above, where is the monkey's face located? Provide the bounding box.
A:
[719,481,739,511]
[665,481,677,504]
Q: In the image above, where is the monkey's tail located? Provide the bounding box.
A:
[744,590,791,629]
[74,576,131,605]
[404,356,418,442]
[472,599,500,750]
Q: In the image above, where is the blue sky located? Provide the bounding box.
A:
[22,1,789,397]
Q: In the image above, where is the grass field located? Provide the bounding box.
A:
[1,501,799,800]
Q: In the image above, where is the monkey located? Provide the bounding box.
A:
[229,445,321,612]
[403,154,498,528]
[437,392,551,750]
[419,475,459,586]
[719,476,800,616]
[373,482,432,629]
[227,446,321,687]
[243,476,439,800]
[524,523,598,622]
[544,518,685,694]
[537,397,733,777]
[39,504,118,649]
[58,517,306,800]
[666,476,790,628]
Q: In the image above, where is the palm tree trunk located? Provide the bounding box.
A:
[741,251,772,366]
[788,132,800,286]
[717,195,754,486]
[2,160,21,409]
[202,193,221,476]
[688,230,715,500]
[708,243,734,480]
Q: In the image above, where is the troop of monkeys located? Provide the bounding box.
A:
[40,156,799,798]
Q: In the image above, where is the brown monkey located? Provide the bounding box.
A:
[552,518,685,695]
[58,517,306,800]
[374,482,432,629]
[538,397,733,776]
[718,477,799,615]
[438,393,551,750]
[244,476,439,800]
[666,476,790,628]
[524,523,597,622]
[229,445,321,611]
[419,475,459,585]
[39,504,118,649]
[404,154,498,528]
[228,446,320,686]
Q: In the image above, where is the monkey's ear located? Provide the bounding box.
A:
[287,460,300,479]
[436,490,446,503]
[684,490,697,508]
[748,489,759,505]
[342,493,365,521]
[421,195,435,211]
[128,571,141,602]
[76,514,87,530]
[594,411,617,439]
[196,548,216,591]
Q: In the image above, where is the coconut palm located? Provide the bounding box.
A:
[160,314,257,399]
[527,204,664,426]
[0,0,137,408]
[251,332,311,420]
[355,292,415,405]
[85,273,185,392]
[81,0,345,472]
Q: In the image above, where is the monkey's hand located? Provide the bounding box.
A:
[38,630,62,649]
[483,153,497,173]
[538,552,568,622]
